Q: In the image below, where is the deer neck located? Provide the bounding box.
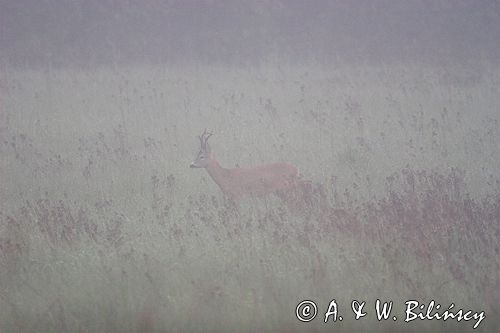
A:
[205,158,232,193]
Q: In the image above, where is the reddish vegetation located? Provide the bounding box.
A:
[4,199,124,250]
[184,167,499,311]
[1,167,498,329]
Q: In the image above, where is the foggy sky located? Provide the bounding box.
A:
[1,0,499,68]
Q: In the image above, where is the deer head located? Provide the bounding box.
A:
[190,129,213,168]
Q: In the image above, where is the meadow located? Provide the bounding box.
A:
[0,63,499,332]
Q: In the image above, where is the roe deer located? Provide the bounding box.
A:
[190,129,311,203]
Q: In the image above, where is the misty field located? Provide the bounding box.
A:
[0,64,499,332]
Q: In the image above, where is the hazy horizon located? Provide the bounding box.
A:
[1,0,500,68]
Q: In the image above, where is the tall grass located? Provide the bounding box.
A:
[0,63,498,332]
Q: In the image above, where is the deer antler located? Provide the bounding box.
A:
[198,129,213,149]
